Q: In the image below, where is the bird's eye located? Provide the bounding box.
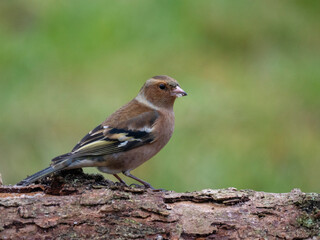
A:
[159,84,166,90]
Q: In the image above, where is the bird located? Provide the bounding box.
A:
[17,75,187,189]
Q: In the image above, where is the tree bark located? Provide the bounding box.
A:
[0,170,319,239]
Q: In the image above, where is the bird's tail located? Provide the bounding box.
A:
[17,154,74,186]
[16,166,57,186]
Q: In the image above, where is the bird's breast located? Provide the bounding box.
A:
[153,110,175,149]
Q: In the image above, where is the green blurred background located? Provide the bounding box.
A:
[1,0,319,193]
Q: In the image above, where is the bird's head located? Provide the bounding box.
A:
[137,75,187,109]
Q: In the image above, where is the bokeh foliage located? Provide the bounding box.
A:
[0,0,319,192]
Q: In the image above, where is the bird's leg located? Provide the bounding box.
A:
[122,170,155,189]
[113,174,128,186]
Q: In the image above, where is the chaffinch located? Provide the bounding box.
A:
[17,75,187,189]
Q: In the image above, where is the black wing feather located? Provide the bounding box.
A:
[71,128,154,158]
[52,110,158,163]
[72,124,104,152]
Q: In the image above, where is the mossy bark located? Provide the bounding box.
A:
[0,170,319,239]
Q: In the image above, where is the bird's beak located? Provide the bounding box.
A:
[172,86,187,98]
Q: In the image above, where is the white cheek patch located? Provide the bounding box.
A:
[135,94,161,111]
[118,141,128,147]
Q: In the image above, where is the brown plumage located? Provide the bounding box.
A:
[17,75,187,189]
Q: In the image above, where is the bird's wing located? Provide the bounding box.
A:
[52,111,159,162]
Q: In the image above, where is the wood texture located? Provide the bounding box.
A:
[0,170,319,239]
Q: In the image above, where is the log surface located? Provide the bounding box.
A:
[0,170,319,239]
